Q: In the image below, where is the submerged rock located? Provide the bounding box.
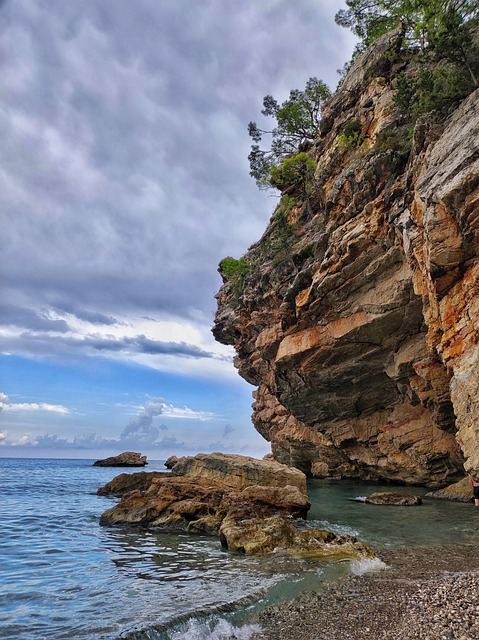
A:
[219,514,376,559]
[364,492,422,506]
[93,451,148,467]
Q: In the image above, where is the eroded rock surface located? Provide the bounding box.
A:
[220,514,376,558]
[213,30,479,485]
[98,452,310,536]
[426,477,474,502]
[93,451,148,467]
[96,471,168,496]
[171,451,307,493]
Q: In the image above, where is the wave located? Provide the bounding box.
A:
[349,557,389,576]
[168,618,261,640]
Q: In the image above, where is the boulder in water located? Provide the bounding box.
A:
[96,471,168,496]
[99,452,310,534]
[93,451,148,467]
[364,492,422,506]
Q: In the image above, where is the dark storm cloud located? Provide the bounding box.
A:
[0,302,70,333]
[1,0,356,356]
[52,301,121,326]
[0,330,223,361]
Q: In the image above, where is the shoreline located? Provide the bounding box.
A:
[254,542,479,639]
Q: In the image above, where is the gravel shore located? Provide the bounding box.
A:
[255,544,479,640]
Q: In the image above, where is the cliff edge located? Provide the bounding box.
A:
[213,29,479,486]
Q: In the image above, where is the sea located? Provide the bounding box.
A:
[1,457,477,640]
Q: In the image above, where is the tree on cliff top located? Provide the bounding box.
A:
[248,77,331,190]
[335,0,479,52]
[336,0,478,115]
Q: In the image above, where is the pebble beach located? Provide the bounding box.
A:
[256,543,479,640]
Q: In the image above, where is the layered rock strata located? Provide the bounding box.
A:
[214,30,479,485]
[99,452,310,537]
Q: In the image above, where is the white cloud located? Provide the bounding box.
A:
[161,404,218,421]
[0,392,69,414]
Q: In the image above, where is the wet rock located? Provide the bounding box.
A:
[364,492,422,506]
[93,451,148,467]
[220,513,376,558]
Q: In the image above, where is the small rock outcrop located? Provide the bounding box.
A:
[96,471,168,496]
[99,452,310,537]
[93,451,148,467]
[219,514,376,558]
[426,477,474,502]
[364,492,422,506]
[164,455,184,469]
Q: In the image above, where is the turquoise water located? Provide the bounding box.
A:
[0,458,476,640]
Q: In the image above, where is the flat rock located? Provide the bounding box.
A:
[171,452,307,493]
[364,492,422,506]
[93,451,148,467]
[425,477,473,502]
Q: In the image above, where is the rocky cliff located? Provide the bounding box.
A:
[213,29,479,487]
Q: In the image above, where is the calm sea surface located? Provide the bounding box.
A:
[0,458,477,640]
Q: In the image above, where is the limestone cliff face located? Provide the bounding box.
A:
[214,30,479,486]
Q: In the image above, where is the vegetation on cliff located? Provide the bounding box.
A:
[247,77,330,190]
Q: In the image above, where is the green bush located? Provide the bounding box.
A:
[219,257,251,280]
[394,65,475,120]
[269,152,317,194]
[338,119,365,148]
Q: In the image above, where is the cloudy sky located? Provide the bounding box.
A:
[0,0,356,459]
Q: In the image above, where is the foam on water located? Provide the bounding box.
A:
[168,618,261,640]
[306,519,361,538]
[349,557,389,576]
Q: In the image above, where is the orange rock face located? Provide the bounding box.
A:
[214,31,479,486]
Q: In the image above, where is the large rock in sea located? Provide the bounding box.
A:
[93,451,148,467]
[213,27,479,485]
[98,452,310,536]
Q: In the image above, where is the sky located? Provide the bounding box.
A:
[0,0,356,460]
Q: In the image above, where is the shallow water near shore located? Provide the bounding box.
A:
[0,458,476,640]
